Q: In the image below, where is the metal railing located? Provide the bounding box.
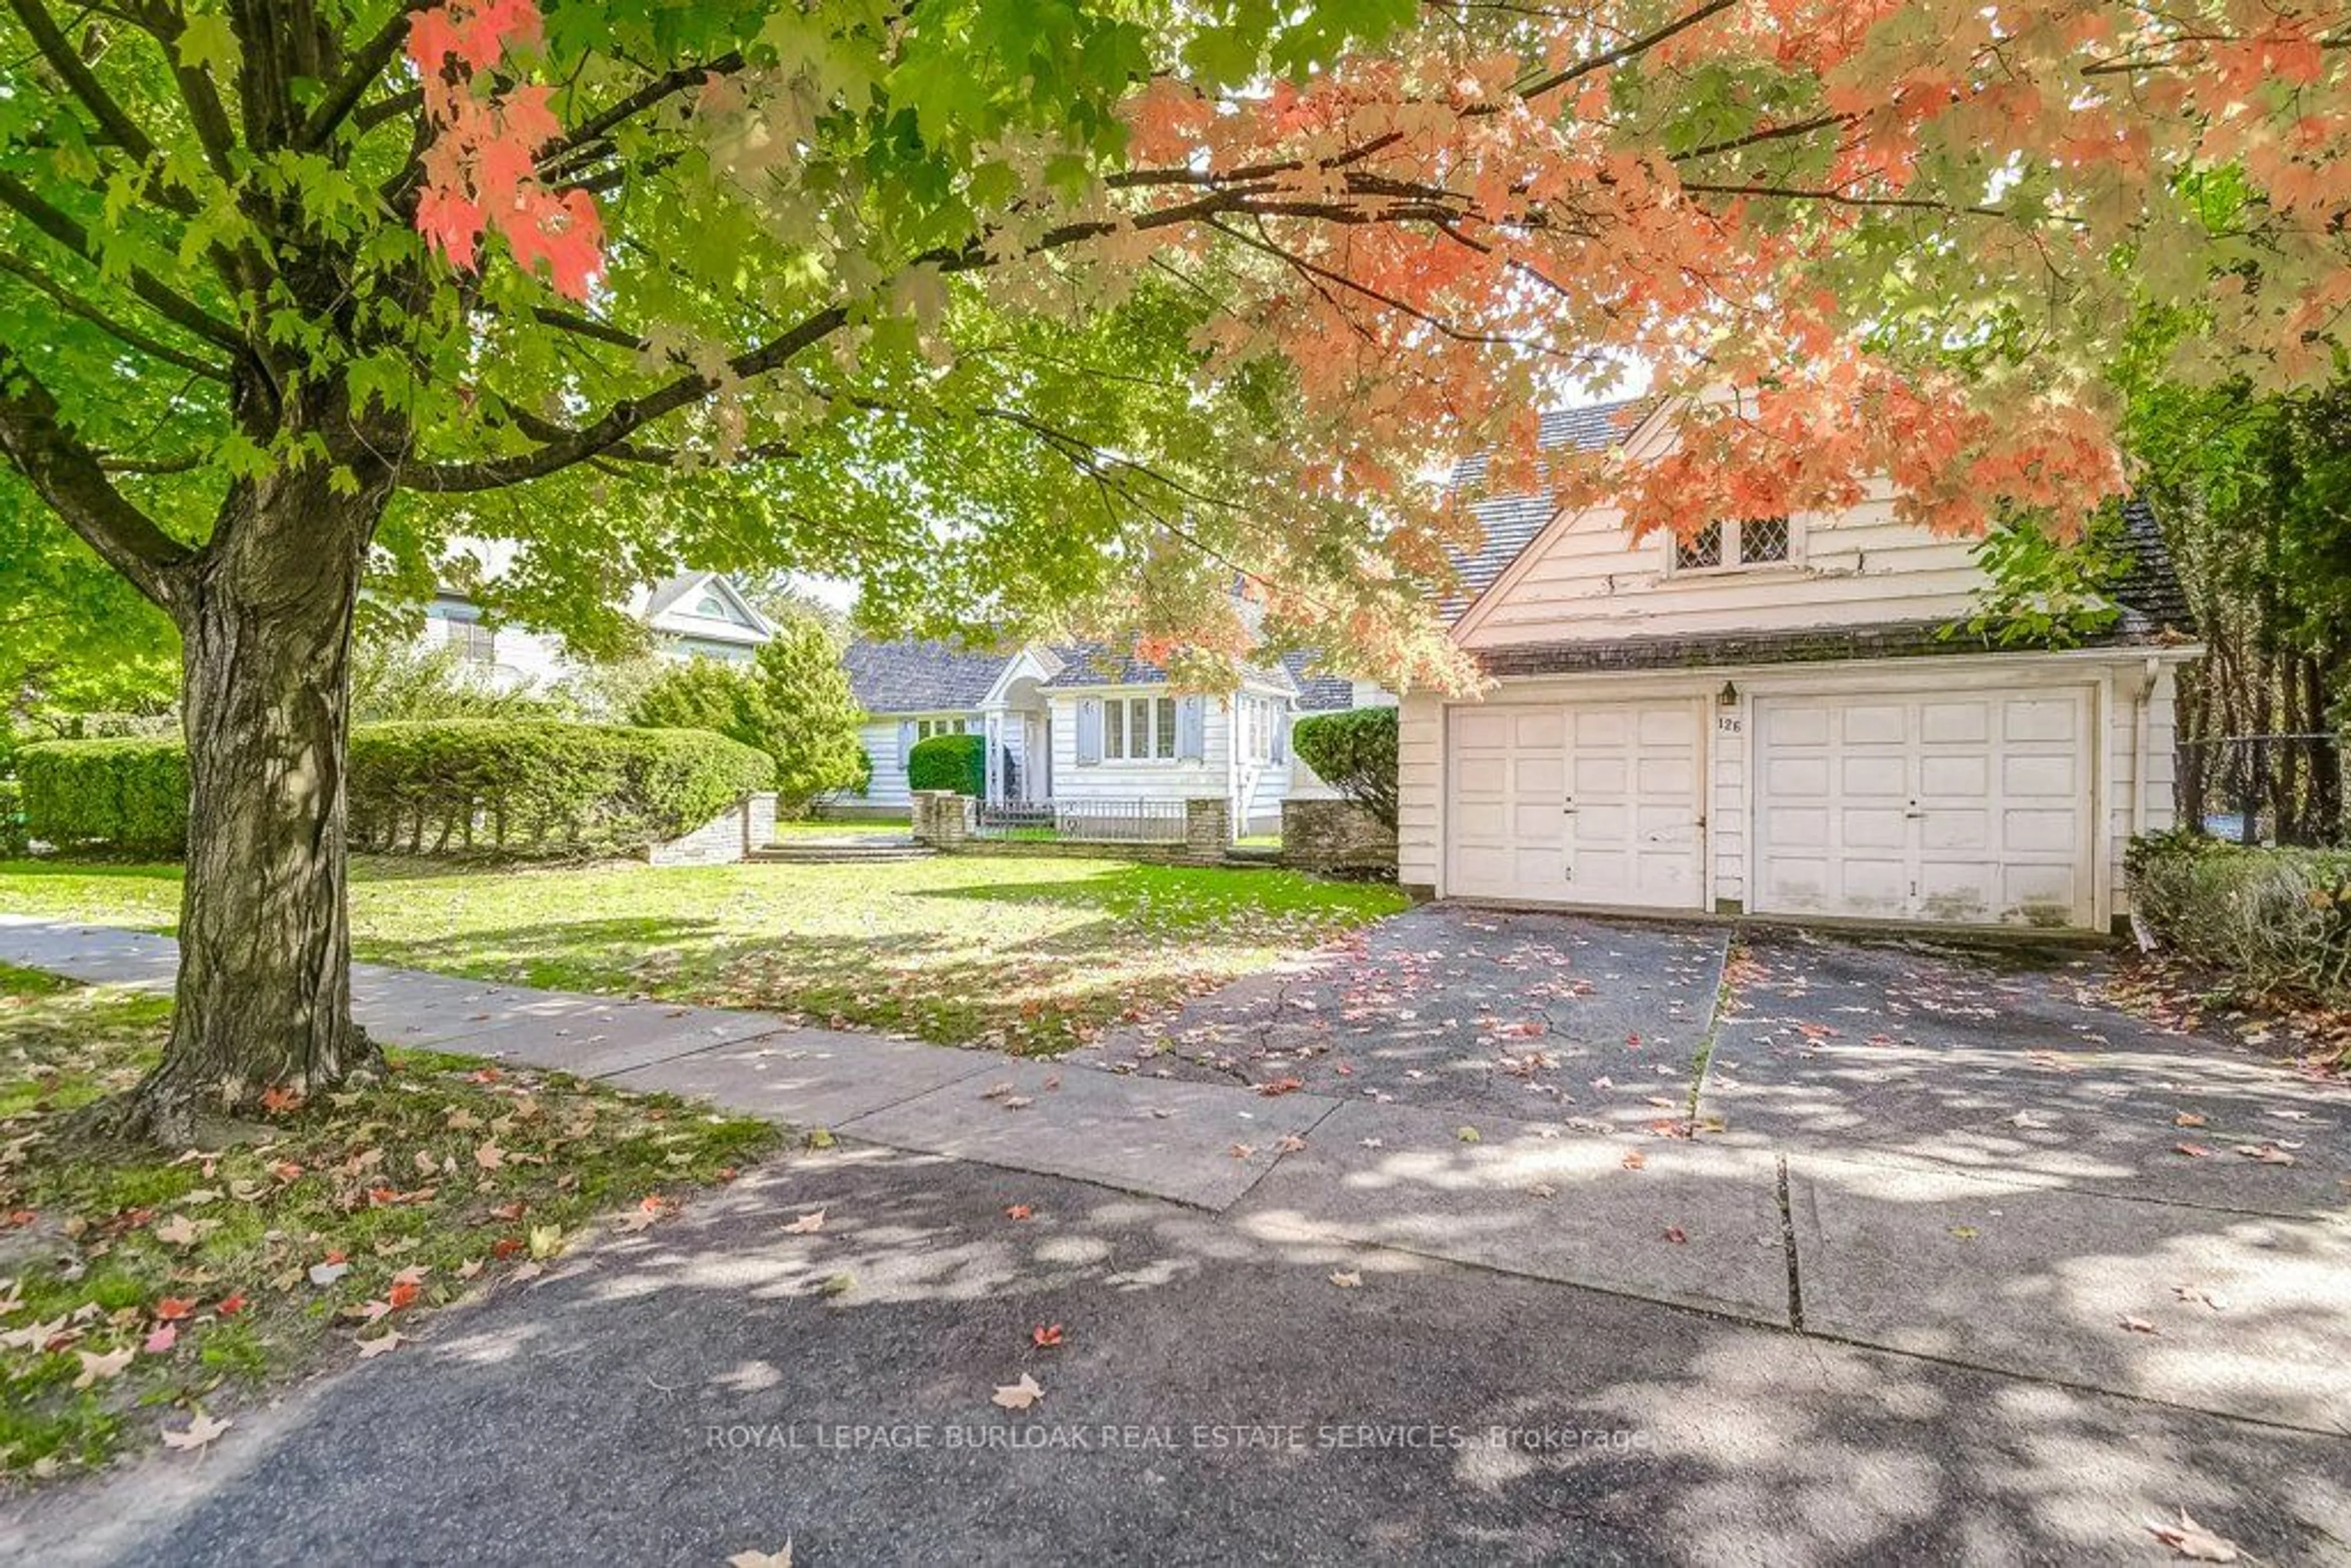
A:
[2178,733,2346,847]
[974,798,1188,844]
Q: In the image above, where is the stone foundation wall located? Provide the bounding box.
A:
[647,792,777,866]
[1281,798,1397,873]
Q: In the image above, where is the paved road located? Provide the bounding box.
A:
[4,910,2349,1564]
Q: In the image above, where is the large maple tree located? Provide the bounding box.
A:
[2,0,2345,1139]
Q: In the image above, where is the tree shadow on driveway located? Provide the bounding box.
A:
[28,1142,2350,1567]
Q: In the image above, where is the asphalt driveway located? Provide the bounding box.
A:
[9,907,2351,1564]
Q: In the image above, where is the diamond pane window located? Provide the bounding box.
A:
[1741,516,1791,563]
[1675,521,1723,569]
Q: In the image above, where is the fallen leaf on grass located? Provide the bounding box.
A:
[1328,1271,1362,1289]
[72,1346,134,1388]
[162,1412,230,1453]
[154,1296,195,1321]
[991,1373,1045,1411]
[784,1210,826,1235]
[152,1214,219,1248]
[473,1142,506,1171]
[2146,1509,2239,1562]
[143,1324,178,1354]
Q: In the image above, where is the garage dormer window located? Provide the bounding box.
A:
[1673,516,1794,574]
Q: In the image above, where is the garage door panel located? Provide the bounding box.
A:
[1447,700,1703,910]
[1754,686,2095,929]
[1841,755,1907,796]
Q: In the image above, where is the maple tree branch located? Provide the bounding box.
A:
[0,344,193,607]
[129,1,241,179]
[1669,112,1854,163]
[541,51,745,177]
[0,172,249,355]
[301,2,433,149]
[7,0,157,160]
[0,252,233,380]
[1514,0,1739,102]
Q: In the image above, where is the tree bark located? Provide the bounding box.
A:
[99,459,389,1144]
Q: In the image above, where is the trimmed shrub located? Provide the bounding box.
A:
[347,722,774,855]
[2126,831,2351,1003]
[1291,707,1398,829]
[21,722,773,860]
[18,737,189,855]
[907,732,986,797]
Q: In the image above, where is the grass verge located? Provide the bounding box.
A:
[0,961,777,1484]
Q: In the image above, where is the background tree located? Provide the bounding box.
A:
[628,626,868,813]
[4,0,2347,1138]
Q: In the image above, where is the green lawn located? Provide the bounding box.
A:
[0,961,773,1481]
[0,855,1406,1054]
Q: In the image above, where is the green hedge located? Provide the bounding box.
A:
[20,721,774,860]
[907,732,985,797]
[2126,831,2351,1003]
[19,737,189,855]
[1291,707,1398,829]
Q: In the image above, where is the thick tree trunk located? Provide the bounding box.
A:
[100,463,389,1144]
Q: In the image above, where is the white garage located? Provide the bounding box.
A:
[1414,655,2189,934]
[1748,688,2096,928]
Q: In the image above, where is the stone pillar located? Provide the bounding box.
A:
[744,792,777,852]
[913,790,972,848]
[1183,797,1232,861]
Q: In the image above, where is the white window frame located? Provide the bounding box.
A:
[444,617,496,666]
[914,716,970,741]
[1666,515,1802,577]
[1093,693,1180,764]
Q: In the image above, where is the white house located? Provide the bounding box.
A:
[415,565,774,691]
[1398,397,2201,932]
[833,638,1361,833]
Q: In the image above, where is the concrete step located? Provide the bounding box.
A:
[747,841,934,865]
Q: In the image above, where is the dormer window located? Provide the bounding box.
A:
[1673,516,1794,574]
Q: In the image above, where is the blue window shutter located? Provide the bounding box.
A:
[1075,699,1102,765]
[1176,696,1206,762]
[898,720,915,768]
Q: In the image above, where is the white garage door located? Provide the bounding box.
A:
[1752,688,2096,928]
[1446,701,1706,909]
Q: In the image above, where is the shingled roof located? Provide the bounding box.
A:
[1449,397,1655,604]
[2112,498,2196,634]
[840,639,1016,715]
[1041,642,1299,696]
[1280,650,1358,712]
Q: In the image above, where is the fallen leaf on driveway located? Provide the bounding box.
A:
[728,1544,793,1568]
[2146,1508,2239,1561]
[991,1373,1045,1411]
[1229,1144,1256,1160]
[162,1412,230,1453]
[1455,1126,1481,1144]
[1000,1097,1034,1111]
[72,1346,134,1388]
[1031,1323,1064,1348]
[2118,1315,2161,1335]
[2173,1143,2214,1159]
[1527,1182,1558,1199]
[2172,1283,2229,1312]
[356,1331,403,1359]
[1621,1150,1646,1171]
[1328,1270,1362,1288]
[1274,1135,1308,1154]
[2234,1144,2297,1166]
[2173,1111,2207,1128]
[1257,1078,1305,1097]
[1662,1226,1687,1245]
[1949,1225,1979,1240]
[784,1210,826,1235]
[980,1082,1016,1100]
[1004,1204,1033,1221]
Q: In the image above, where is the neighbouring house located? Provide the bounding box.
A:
[833,637,1367,833]
[1399,395,2202,932]
[414,555,774,691]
